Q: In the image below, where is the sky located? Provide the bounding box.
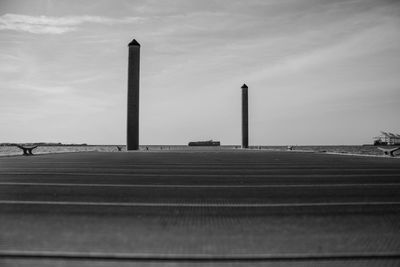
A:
[0,0,399,145]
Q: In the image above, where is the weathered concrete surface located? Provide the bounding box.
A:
[1,150,400,266]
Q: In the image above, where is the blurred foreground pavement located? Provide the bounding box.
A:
[1,150,400,266]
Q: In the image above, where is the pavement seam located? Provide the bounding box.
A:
[1,250,400,261]
[1,200,400,207]
[1,182,400,188]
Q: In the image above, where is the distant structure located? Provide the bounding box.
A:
[188,140,220,146]
[15,145,38,156]
[241,84,249,148]
[374,131,400,146]
[377,147,400,157]
[287,146,295,151]
[127,39,141,150]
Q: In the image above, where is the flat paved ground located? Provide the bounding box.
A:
[1,150,400,266]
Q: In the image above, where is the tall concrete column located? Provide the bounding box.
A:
[241,84,248,148]
[127,39,140,150]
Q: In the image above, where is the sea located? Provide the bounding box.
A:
[0,145,394,157]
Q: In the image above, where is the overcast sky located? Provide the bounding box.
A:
[1,0,399,145]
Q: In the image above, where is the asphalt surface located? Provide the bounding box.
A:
[1,150,400,266]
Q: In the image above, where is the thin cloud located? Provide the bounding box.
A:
[0,13,143,34]
[248,19,399,83]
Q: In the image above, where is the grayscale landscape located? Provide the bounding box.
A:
[1,0,400,266]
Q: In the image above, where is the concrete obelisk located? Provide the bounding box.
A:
[241,84,249,148]
[127,39,140,150]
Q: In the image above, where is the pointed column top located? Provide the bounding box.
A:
[128,39,141,47]
[241,84,248,89]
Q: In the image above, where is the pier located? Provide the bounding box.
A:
[1,150,400,266]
